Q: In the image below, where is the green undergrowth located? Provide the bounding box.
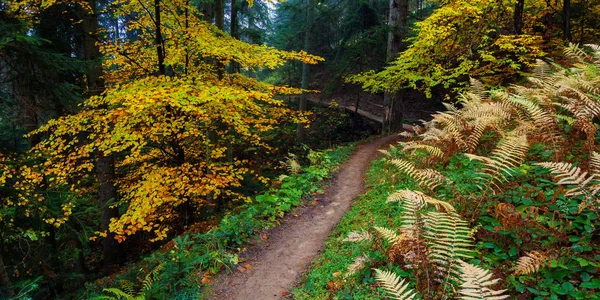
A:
[293,157,419,299]
[295,142,600,299]
[85,144,355,299]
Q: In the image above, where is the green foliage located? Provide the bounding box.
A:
[297,44,600,298]
[350,0,545,96]
[87,144,354,298]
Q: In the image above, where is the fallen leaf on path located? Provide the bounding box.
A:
[201,277,211,284]
[281,291,289,297]
[244,263,253,270]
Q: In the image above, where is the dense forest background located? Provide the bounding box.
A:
[1,0,599,299]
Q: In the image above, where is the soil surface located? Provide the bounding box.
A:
[208,134,401,300]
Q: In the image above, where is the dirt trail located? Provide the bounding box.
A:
[209,134,400,300]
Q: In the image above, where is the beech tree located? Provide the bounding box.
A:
[28,0,321,243]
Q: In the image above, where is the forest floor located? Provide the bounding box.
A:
[208,134,401,299]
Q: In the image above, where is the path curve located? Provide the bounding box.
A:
[209,134,401,300]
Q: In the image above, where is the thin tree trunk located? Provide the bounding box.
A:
[298,0,315,143]
[155,0,166,75]
[383,0,407,132]
[228,0,240,74]
[83,0,124,275]
[513,0,524,34]
[97,154,124,275]
[562,0,571,41]
[0,246,14,298]
[215,0,224,30]
[215,0,225,79]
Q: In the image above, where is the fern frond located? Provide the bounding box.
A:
[458,261,509,300]
[345,253,371,278]
[374,226,408,245]
[102,288,135,300]
[423,212,474,280]
[469,77,487,99]
[466,135,529,188]
[140,264,162,293]
[281,153,301,174]
[373,269,419,300]
[401,143,445,159]
[387,190,455,213]
[535,162,598,196]
[565,43,590,62]
[343,230,373,242]
[508,96,555,127]
[591,152,600,175]
[514,251,549,276]
[389,159,446,190]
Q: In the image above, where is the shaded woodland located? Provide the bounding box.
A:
[1,0,600,298]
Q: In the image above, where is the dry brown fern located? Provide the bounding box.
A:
[343,230,373,243]
[345,253,371,278]
[465,135,530,188]
[401,142,445,160]
[389,159,447,190]
[514,251,549,276]
[422,212,474,281]
[458,260,509,300]
[373,269,419,300]
[535,162,598,197]
[387,189,455,213]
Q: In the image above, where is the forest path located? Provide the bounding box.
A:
[208,134,401,300]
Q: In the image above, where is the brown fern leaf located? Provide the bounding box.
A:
[343,230,373,243]
[389,159,447,190]
[458,260,509,300]
[373,269,419,300]
[401,142,445,159]
[535,162,598,196]
[345,253,371,278]
[494,203,522,229]
[590,152,600,174]
[466,135,529,187]
[387,189,455,213]
[514,251,549,276]
[374,226,409,245]
[387,238,429,267]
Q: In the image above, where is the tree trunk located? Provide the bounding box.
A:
[228,0,240,74]
[0,247,14,298]
[97,154,124,275]
[562,0,571,41]
[383,0,407,132]
[298,0,315,143]
[83,0,124,275]
[154,0,166,75]
[513,0,524,34]
[200,2,213,22]
[215,0,224,30]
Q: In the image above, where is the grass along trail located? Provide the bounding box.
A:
[208,134,401,299]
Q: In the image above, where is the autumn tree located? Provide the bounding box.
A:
[350,0,545,97]
[28,0,321,243]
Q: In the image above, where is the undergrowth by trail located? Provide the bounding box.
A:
[295,45,600,300]
[293,158,417,299]
[85,144,355,299]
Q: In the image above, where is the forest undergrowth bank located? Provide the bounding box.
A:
[295,44,600,300]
